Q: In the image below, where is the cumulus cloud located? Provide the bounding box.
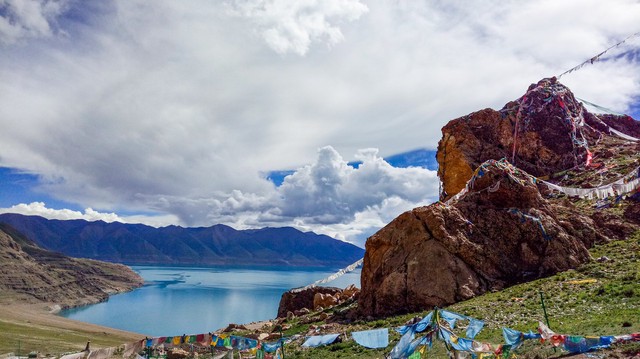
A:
[129,146,439,246]
[0,0,68,44]
[275,147,437,223]
[228,0,368,55]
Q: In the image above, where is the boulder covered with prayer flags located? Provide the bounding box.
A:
[437,77,639,201]
[359,77,640,318]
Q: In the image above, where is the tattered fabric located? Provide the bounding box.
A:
[301,333,340,347]
[351,328,389,349]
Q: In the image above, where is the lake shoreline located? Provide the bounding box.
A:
[59,265,361,337]
[0,265,360,355]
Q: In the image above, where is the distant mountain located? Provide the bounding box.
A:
[0,223,143,308]
[0,213,364,267]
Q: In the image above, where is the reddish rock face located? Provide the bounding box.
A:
[359,160,601,317]
[358,77,640,318]
[595,114,640,138]
[437,78,608,201]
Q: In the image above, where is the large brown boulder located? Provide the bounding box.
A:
[359,160,604,317]
[277,287,342,318]
[278,284,361,317]
[437,77,604,201]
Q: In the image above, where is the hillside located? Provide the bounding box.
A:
[176,234,640,359]
[0,214,364,267]
[359,77,640,317]
[0,223,143,309]
[0,223,145,354]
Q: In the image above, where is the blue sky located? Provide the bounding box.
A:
[1,0,639,247]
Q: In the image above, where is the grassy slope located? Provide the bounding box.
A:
[0,301,145,356]
[279,232,640,358]
[1,235,636,358]
[0,319,138,356]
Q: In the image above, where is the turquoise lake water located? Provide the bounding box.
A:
[60,265,361,337]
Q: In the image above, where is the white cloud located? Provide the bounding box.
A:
[0,202,180,227]
[228,0,368,55]
[0,202,122,222]
[0,0,639,245]
[0,0,68,44]
[275,147,438,224]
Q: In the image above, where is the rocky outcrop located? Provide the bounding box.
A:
[359,160,603,317]
[313,284,359,310]
[436,77,628,201]
[277,285,360,318]
[0,223,143,308]
[595,114,640,138]
[278,287,342,318]
[359,77,640,318]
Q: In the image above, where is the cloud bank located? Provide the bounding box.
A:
[0,202,180,227]
[1,0,639,245]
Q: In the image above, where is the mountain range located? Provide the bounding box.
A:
[0,213,364,267]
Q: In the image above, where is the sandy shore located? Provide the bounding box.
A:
[0,302,145,356]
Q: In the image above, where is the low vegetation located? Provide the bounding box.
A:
[277,232,640,358]
[1,233,637,358]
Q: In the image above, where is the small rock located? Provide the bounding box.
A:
[294,307,311,316]
[222,323,247,332]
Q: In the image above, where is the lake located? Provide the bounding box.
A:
[60,265,361,337]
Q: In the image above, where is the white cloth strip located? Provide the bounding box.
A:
[609,127,640,142]
[291,258,363,293]
[542,167,640,199]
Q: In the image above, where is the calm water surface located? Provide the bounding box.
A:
[61,265,360,336]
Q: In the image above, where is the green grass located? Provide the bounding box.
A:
[277,233,640,358]
[0,319,135,356]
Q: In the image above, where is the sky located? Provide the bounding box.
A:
[1,0,639,248]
